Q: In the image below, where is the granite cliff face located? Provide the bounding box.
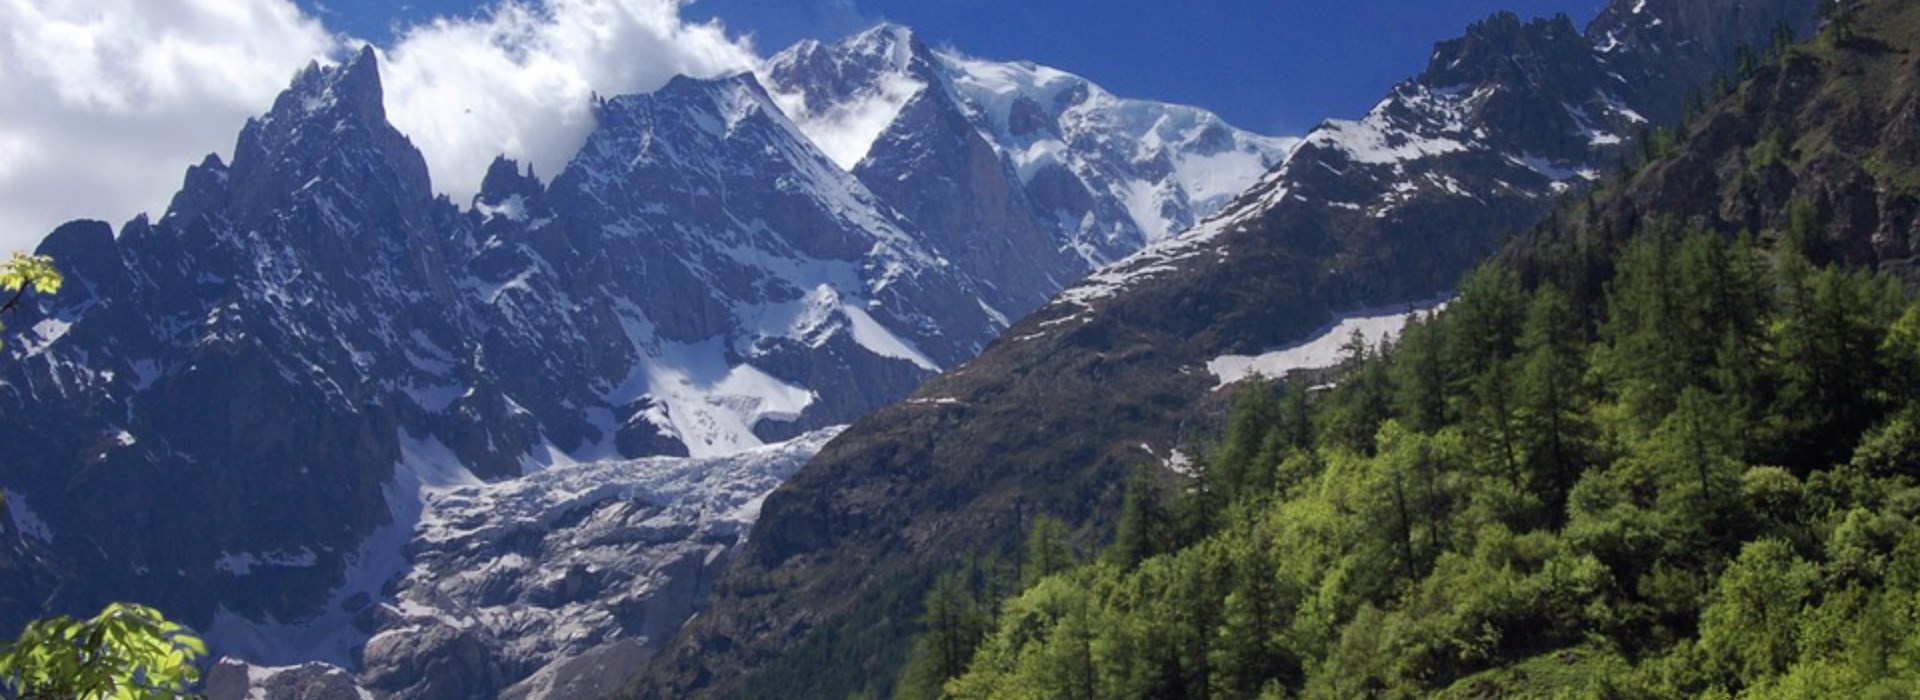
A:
[636,1,1824,697]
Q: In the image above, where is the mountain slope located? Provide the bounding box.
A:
[635,1,1823,697]
[938,47,1294,261]
[924,4,1920,696]
[1508,1,1920,287]
[461,71,998,460]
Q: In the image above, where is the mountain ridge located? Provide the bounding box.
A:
[634,1,1824,697]
[0,28,1293,700]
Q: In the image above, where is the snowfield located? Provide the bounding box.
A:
[1206,298,1452,389]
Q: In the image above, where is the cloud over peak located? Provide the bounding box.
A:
[0,0,337,251]
[379,0,760,205]
[0,0,762,253]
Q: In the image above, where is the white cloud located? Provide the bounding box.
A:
[0,0,338,253]
[0,0,761,254]
[379,0,759,205]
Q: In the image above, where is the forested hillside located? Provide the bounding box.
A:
[909,229,1920,698]
[900,3,1920,698]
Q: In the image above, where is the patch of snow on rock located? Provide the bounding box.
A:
[1207,298,1452,389]
[5,490,53,543]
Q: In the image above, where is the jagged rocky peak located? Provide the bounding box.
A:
[1294,0,1819,193]
[1383,9,1625,168]
[297,44,386,124]
[1592,0,1789,56]
[478,155,540,203]
[160,153,232,225]
[474,155,549,225]
[510,65,987,443]
[559,71,897,256]
[32,219,123,300]
[243,44,393,158]
[225,43,435,234]
[618,72,791,135]
[760,25,941,171]
[1592,0,1822,123]
[1422,12,1589,88]
[763,23,935,105]
[0,36,491,656]
[1288,1,1681,198]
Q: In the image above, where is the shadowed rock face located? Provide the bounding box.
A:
[2,46,468,636]
[635,1,1822,697]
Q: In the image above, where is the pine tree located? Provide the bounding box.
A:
[1282,385,1314,452]
[1445,267,1529,487]
[1210,536,1298,698]
[1596,228,1694,425]
[1517,287,1588,506]
[1770,262,1889,469]
[1214,387,1281,502]
[1325,330,1395,453]
[1109,462,1171,568]
[1022,516,1076,589]
[898,571,992,699]
[1391,312,1450,433]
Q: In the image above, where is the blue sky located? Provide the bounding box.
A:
[302,0,1607,136]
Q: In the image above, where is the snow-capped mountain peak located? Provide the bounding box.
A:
[759,22,1296,306]
[761,25,937,170]
[940,50,1297,248]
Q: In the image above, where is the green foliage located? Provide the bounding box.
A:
[0,251,63,351]
[0,603,206,700]
[1749,127,1792,169]
[926,228,1920,699]
[1515,287,1591,509]
[1214,388,1282,504]
[0,252,62,297]
[1700,540,1818,684]
[1391,312,1449,434]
